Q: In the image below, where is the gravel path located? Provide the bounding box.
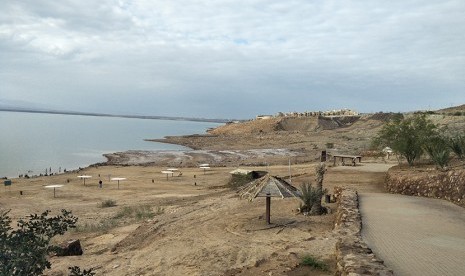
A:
[360,193,465,276]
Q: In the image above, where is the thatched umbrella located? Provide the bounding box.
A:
[238,175,301,224]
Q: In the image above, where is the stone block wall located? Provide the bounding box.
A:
[385,167,465,208]
[333,189,393,275]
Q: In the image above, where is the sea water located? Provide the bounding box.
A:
[0,111,220,178]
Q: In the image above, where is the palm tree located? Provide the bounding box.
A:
[310,163,326,215]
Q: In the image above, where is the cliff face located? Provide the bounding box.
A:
[385,166,465,208]
[211,116,363,135]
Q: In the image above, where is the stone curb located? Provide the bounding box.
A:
[333,189,393,276]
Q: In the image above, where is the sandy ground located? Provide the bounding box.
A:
[0,160,392,276]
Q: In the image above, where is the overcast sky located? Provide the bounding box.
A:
[1,1,464,119]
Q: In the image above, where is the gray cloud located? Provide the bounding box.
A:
[1,0,464,118]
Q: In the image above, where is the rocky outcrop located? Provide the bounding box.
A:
[385,167,465,208]
[333,189,393,275]
[56,239,83,256]
[318,116,361,130]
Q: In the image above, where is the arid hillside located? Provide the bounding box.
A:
[144,112,465,167]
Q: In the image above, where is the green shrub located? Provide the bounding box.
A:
[74,219,119,233]
[300,255,328,271]
[135,205,155,220]
[299,183,325,213]
[113,206,133,219]
[228,174,254,189]
[0,209,92,275]
[448,135,465,159]
[69,266,96,276]
[114,205,158,221]
[100,199,117,208]
[424,136,450,170]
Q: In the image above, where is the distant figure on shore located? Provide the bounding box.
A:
[99,180,103,188]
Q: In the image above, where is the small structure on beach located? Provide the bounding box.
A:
[199,166,210,174]
[45,184,64,198]
[77,175,92,186]
[161,170,173,180]
[110,177,126,189]
[238,175,301,224]
[229,169,268,188]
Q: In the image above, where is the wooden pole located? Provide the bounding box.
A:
[266,196,271,224]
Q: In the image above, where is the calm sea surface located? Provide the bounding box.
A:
[0,111,220,178]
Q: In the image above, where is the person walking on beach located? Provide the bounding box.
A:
[99,180,103,188]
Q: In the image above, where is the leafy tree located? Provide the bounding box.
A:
[373,114,438,166]
[0,209,92,276]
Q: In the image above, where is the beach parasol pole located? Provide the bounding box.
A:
[266,193,271,224]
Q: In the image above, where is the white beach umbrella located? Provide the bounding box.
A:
[199,166,210,174]
[110,177,126,189]
[77,175,92,186]
[161,170,172,180]
[45,184,64,198]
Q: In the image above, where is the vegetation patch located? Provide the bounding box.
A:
[373,113,465,169]
[75,205,164,233]
[0,209,94,275]
[300,255,328,271]
[228,174,254,189]
[100,199,117,208]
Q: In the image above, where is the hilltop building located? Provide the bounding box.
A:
[255,109,359,120]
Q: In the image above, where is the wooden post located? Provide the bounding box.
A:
[266,196,271,224]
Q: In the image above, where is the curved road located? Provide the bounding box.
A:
[360,193,465,276]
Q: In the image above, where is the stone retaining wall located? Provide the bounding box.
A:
[333,189,393,275]
[385,167,465,208]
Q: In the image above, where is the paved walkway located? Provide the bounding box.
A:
[360,193,465,276]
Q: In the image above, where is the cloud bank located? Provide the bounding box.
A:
[1,0,464,118]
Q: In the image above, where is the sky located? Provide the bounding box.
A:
[1,1,465,119]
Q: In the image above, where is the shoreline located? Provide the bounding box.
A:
[0,108,232,123]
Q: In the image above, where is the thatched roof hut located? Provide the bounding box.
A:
[238,175,301,224]
[238,175,301,200]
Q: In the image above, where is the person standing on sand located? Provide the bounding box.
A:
[99,180,103,188]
